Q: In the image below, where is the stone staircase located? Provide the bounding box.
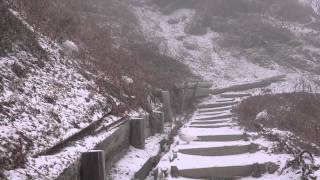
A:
[157,92,281,179]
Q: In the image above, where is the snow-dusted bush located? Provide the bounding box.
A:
[255,109,269,121]
[61,40,79,55]
[122,76,134,84]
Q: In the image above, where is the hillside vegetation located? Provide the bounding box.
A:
[153,0,320,73]
[0,0,197,178]
[235,92,320,151]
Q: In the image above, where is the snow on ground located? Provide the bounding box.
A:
[132,2,320,93]
[4,116,122,180]
[154,96,320,179]
[108,134,166,180]
[0,10,122,179]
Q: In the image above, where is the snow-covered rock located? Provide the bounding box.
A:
[178,129,199,144]
[61,40,79,55]
[122,75,134,84]
[256,109,269,121]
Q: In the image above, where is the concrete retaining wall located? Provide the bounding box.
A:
[56,121,131,180]
[56,113,163,180]
[96,121,131,172]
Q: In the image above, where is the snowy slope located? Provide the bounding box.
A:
[0,9,118,178]
[131,0,320,93]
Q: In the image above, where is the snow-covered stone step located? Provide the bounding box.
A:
[198,106,234,113]
[171,152,279,178]
[197,111,229,117]
[189,124,238,129]
[197,134,247,142]
[178,143,259,156]
[191,119,232,125]
[216,98,236,103]
[198,101,238,109]
[194,113,233,121]
[188,121,237,128]
[177,141,251,149]
[196,111,224,117]
[181,127,243,136]
[195,111,230,118]
[220,93,252,98]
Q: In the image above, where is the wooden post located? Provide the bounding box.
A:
[150,111,164,134]
[161,91,173,122]
[81,150,106,180]
[130,117,145,149]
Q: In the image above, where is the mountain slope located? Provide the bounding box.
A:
[131,0,320,93]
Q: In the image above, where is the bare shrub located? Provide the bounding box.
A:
[271,0,315,23]
[184,12,208,36]
[235,92,320,147]
[11,63,27,78]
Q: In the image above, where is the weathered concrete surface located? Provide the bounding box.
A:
[191,120,231,125]
[162,91,173,122]
[220,93,252,98]
[195,114,233,121]
[142,114,152,138]
[175,164,262,178]
[189,124,235,128]
[196,112,224,116]
[56,121,131,180]
[196,134,247,142]
[130,117,145,149]
[216,98,235,103]
[197,101,238,109]
[179,144,259,156]
[198,106,233,113]
[150,111,164,134]
[96,121,130,172]
[81,150,106,180]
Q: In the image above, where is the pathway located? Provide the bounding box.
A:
[156,92,288,179]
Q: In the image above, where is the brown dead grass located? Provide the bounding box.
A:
[235,92,320,146]
[7,0,196,114]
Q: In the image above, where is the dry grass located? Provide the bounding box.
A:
[235,92,320,146]
[6,0,196,114]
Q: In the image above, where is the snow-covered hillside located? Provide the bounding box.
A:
[0,9,122,179]
[131,0,320,93]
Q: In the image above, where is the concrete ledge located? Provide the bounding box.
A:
[197,101,238,109]
[175,164,255,178]
[216,98,235,103]
[189,125,235,129]
[198,107,232,113]
[56,121,130,180]
[197,112,225,116]
[191,120,232,125]
[195,114,233,121]
[174,161,278,179]
[220,93,252,98]
[197,134,247,142]
[179,144,259,156]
